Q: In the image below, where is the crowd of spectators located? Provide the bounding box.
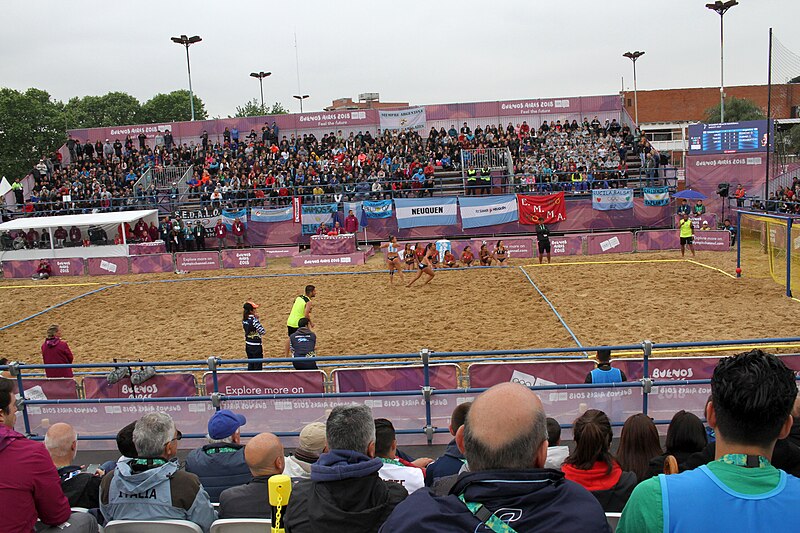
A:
[765,177,800,214]
[7,115,669,222]
[3,348,799,532]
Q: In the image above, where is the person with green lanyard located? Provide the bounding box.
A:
[679,212,695,257]
[379,382,609,532]
[287,285,316,336]
[617,350,800,532]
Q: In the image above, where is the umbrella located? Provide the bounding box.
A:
[673,189,707,200]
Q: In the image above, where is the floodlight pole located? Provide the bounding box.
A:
[623,51,645,124]
[706,1,738,123]
[171,35,202,121]
[250,71,272,114]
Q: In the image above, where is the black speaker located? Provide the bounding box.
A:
[717,182,730,198]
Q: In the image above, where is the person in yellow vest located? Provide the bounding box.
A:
[679,212,695,258]
[287,285,316,335]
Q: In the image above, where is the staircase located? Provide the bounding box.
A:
[432,169,465,196]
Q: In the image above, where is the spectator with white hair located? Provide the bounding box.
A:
[283,421,327,479]
[185,409,251,502]
[100,412,216,532]
[45,422,103,510]
[285,404,408,532]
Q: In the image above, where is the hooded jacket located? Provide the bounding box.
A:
[100,458,217,533]
[379,469,610,533]
[41,337,74,377]
[0,425,71,532]
[285,449,407,533]
[562,460,637,512]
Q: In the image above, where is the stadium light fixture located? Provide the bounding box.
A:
[623,51,645,125]
[250,71,272,114]
[170,34,203,121]
[705,0,738,122]
[293,94,310,114]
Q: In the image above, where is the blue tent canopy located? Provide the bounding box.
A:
[673,189,707,200]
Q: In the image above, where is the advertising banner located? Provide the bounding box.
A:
[592,189,634,211]
[83,374,197,399]
[2,258,85,278]
[204,370,326,396]
[130,253,173,274]
[635,230,680,251]
[86,257,129,276]
[459,194,519,229]
[332,364,460,393]
[15,378,79,400]
[250,206,293,223]
[310,234,357,255]
[394,197,458,229]
[301,203,337,235]
[693,230,731,251]
[221,248,267,268]
[175,251,220,271]
[543,236,584,257]
[643,186,670,206]
[379,107,427,131]
[517,193,567,224]
[586,232,634,255]
[262,246,299,258]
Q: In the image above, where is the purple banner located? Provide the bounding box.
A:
[86,257,129,276]
[2,258,85,278]
[83,374,197,399]
[262,246,299,258]
[332,364,460,393]
[686,152,768,217]
[176,251,220,271]
[544,235,584,257]
[129,241,167,255]
[290,250,370,267]
[635,230,679,251]
[221,248,267,269]
[586,232,634,255]
[130,253,174,274]
[673,213,718,230]
[469,360,596,388]
[693,230,731,251]
[310,234,357,255]
[15,378,79,399]
[204,370,326,396]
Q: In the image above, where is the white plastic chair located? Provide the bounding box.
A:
[606,512,622,532]
[210,519,272,533]
[104,520,203,533]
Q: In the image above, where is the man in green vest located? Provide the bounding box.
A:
[480,166,491,196]
[465,168,478,196]
[679,212,695,258]
[287,285,316,335]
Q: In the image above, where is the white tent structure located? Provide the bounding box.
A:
[0,210,159,261]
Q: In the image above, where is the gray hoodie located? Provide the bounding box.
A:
[100,458,217,532]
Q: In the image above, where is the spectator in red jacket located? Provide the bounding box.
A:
[215,219,227,250]
[41,324,74,378]
[344,209,359,234]
[0,379,98,533]
[54,226,68,248]
[148,222,160,242]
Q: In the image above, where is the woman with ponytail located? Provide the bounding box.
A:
[561,409,637,512]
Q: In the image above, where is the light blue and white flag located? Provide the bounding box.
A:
[363,199,393,219]
[643,186,670,206]
[222,208,247,229]
[459,194,519,229]
[394,197,458,229]
[301,203,337,234]
[592,188,634,211]
[250,206,293,223]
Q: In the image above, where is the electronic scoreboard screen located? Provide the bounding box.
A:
[688,120,773,155]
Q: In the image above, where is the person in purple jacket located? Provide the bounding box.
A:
[41,324,74,378]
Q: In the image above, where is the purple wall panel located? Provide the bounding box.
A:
[175,251,220,271]
[221,248,267,268]
[86,257,129,276]
[130,253,174,274]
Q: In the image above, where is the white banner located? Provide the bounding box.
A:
[379,107,427,131]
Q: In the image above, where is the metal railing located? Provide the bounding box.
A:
[4,337,799,445]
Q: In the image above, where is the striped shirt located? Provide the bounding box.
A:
[243,315,266,345]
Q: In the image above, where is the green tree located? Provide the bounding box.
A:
[0,88,65,180]
[233,99,290,118]
[64,91,142,129]
[140,90,207,123]
[786,124,800,155]
[704,97,766,123]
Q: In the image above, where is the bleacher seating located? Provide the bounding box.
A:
[104,520,203,532]
[209,519,272,533]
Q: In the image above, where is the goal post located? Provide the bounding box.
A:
[737,211,798,298]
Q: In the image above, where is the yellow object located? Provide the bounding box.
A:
[287,296,308,328]
[0,282,107,289]
[679,218,693,238]
[270,474,292,533]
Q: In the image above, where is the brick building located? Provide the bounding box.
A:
[324,95,408,111]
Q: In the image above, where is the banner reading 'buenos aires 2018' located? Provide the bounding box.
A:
[517,193,567,224]
[394,197,458,229]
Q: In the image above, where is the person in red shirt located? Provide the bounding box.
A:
[33,260,52,280]
[344,209,359,234]
[327,221,342,236]
[148,222,159,242]
[461,245,475,267]
[215,219,227,250]
[316,222,329,235]
[232,218,246,248]
[443,250,457,268]
[41,324,74,378]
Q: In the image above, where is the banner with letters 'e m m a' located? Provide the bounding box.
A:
[394,197,458,229]
[459,195,519,229]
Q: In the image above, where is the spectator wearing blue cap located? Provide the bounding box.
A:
[185,410,251,502]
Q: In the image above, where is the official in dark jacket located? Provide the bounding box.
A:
[45,423,103,510]
[219,433,285,519]
[380,383,610,533]
[185,409,251,502]
[285,404,407,533]
[424,401,471,487]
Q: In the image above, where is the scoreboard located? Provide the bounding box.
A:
[688,120,773,155]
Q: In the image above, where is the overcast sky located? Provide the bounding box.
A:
[1,1,797,120]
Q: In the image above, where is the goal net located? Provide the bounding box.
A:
[738,212,799,298]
